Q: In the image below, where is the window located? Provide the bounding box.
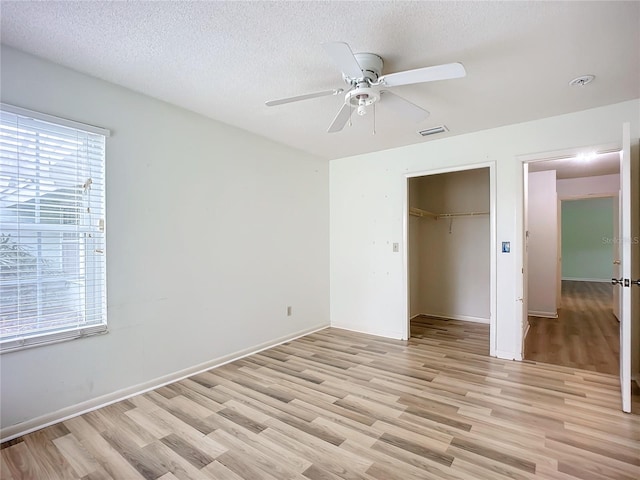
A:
[0,104,109,352]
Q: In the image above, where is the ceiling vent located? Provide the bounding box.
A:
[418,125,448,137]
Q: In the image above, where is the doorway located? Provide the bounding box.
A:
[523,151,621,373]
[406,165,496,356]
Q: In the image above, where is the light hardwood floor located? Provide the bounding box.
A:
[524,281,619,374]
[2,322,640,480]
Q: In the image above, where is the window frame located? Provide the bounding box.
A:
[0,103,110,353]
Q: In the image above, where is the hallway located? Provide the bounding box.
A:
[524,281,619,374]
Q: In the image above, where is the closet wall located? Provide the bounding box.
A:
[527,170,558,317]
[409,168,490,323]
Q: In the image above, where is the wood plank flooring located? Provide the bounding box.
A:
[3,323,640,480]
[524,281,619,374]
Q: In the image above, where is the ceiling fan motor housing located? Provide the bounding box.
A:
[342,52,383,84]
[341,53,384,115]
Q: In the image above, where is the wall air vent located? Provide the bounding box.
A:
[418,125,448,137]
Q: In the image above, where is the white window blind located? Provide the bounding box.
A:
[0,104,108,352]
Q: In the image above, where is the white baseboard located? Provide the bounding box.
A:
[561,277,611,283]
[528,310,558,319]
[0,323,329,443]
[523,322,531,341]
[415,312,490,324]
[495,349,522,361]
[330,323,405,340]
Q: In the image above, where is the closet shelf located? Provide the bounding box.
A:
[409,207,489,219]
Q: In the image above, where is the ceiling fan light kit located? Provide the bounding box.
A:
[265,42,466,133]
[346,87,379,116]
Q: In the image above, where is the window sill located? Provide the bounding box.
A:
[0,324,108,354]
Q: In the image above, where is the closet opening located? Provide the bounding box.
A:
[406,166,494,356]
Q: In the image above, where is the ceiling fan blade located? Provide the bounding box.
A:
[327,103,351,133]
[379,91,430,123]
[322,42,363,79]
[379,62,466,87]
[265,89,341,107]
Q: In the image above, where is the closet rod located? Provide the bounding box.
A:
[409,207,438,218]
[409,207,489,219]
[437,211,489,219]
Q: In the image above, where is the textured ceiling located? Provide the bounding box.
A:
[1,1,639,160]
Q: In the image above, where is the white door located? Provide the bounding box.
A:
[557,200,562,310]
[617,123,632,413]
[612,194,621,321]
[522,164,530,352]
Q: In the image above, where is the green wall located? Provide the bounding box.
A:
[561,197,614,281]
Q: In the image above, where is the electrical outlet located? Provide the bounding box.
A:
[287,306,292,316]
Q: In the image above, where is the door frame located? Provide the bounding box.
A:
[519,141,635,409]
[520,143,620,338]
[403,161,497,356]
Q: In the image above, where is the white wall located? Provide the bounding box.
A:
[408,213,422,316]
[557,173,619,287]
[0,46,329,435]
[561,197,614,282]
[557,173,620,197]
[409,169,490,322]
[527,171,558,317]
[330,98,640,360]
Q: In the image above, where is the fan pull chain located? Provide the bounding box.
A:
[372,102,376,135]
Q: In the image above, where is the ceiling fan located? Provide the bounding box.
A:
[265,42,466,133]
